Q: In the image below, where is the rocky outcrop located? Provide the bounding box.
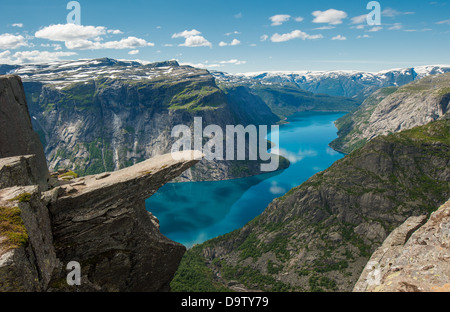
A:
[0,75,200,292]
[0,75,49,191]
[330,73,450,154]
[354,199,450,292]
[14,58,286,181]
[172,120,450,292]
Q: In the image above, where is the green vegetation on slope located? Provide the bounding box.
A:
[172,119,450,292]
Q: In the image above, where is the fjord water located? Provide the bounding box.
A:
[146,112,346,247]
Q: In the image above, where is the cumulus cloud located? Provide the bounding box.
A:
[331,35,347,40]
[270,14,291,26]
[11,23,23,28]
[0,49,77,64]
[219,39,240,47]
[65,36,154,50]
[271,30,323,42]
[128,49,139,55]
[294,17,304,22]
[351,14,367,24]
[312,9,348,25]
[172,29,202,39]
[0,33,28,49]
[172,29,212,47]
[35,24,107,41]
[34,24,152,50]
[179,35,212,47]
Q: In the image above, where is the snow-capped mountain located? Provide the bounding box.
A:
[212,65,450,100]
[0,58,210,89]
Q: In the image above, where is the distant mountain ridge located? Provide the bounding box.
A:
[330,73,450,154]
[213,65,450,101]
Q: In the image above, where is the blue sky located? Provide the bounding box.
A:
[0,0,449,73]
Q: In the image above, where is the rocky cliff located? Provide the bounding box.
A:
[330,73,450,154]
[8,58,290,181]
[0,75,199,291]
[0,75,49,191]
[354,199,450,292]
[171,119,449,292]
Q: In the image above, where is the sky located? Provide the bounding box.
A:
[0,0,449,73]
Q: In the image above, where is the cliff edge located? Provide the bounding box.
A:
[0,75,200,291]
[354,199,450,292]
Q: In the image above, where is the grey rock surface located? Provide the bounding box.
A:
[0,75,49,191]
[354,199,450,292]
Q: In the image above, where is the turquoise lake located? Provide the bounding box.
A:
[145,111,346,247]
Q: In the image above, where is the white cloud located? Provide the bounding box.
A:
[40,43,62,51]
[171,29,201,39]
[219,39,240,47]
[312,9,348,25]
[294,17,304,22]
[0,50,77,64]
[357,34,371,39]
[389,23,403,30]
[314,26,336,30]
[270,14,291,26]
[0,33,28,49]
[179,35,212,47]
[219,59,246,65]
[368,26,383,32]
[35,24,107,41]
[225,31,241,36]
[128,49,139,55]
[107,29,124,35]
[382,8,415,17]
[230,39,240,46]
[172,29,212,47]
[436,19,450,25]
[65,36,154,50]
[11,23,23,28]
[331,35,347,40]
[260,34,269,42]
[351,14,367,24]
[234,12,243,19]
[271,30,323,42]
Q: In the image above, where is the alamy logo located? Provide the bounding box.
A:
[367,1,382,26]
[66,261,81,286]
[171,117,280,172]
[67,1,81,25]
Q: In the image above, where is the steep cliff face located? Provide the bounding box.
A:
[13,58,285,181]
[354,199,450,292]
[0,75,199,292]
[330,73,450,154]
[0,75,49,191]
[171,120,450,292]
